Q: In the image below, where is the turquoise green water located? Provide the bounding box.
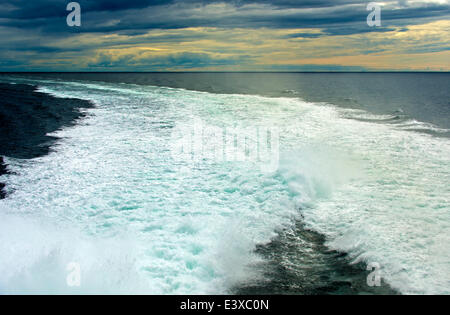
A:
[0,75,449,294]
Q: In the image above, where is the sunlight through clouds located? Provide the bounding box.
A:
[0,0,448,71]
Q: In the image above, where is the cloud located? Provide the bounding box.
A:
[87,51,253,70]
[0,0,448,71]
[2,0,449,32]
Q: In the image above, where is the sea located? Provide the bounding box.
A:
[0,72,449,294]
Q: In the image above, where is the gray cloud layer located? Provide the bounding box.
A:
[0,0,448,70]
[1,0,449,33]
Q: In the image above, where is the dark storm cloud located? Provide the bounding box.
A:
[0,0,448,71]
[1,1,449,33]
[0,0,169,19]
[0,0,360,20]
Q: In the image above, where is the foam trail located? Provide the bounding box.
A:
[0,79,449,294]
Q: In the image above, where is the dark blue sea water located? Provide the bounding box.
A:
[4,72,449,130]
[0,73,448,294]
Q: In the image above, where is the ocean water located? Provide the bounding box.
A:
[0,73,449,294]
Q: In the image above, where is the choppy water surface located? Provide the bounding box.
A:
[0,73,448,294]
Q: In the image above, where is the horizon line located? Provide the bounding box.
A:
[1,71,449,74]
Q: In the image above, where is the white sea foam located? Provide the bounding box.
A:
[0,80,449,294]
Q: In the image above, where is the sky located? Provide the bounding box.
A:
[0,0,449,71]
